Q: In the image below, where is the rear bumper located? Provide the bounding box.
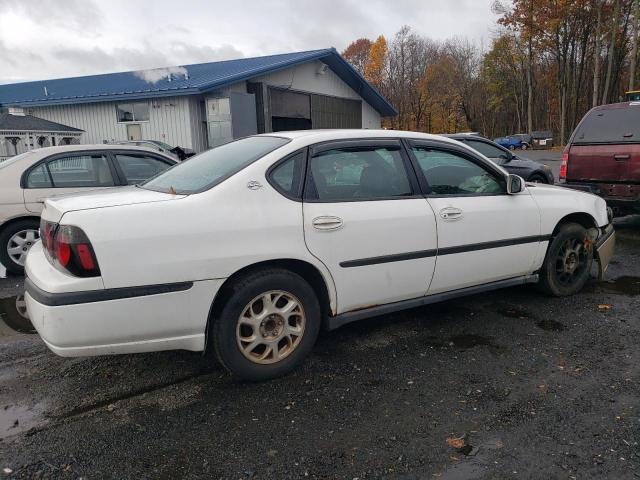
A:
[561,182,640,212]
[24,245,224,357]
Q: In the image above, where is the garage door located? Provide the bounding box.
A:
[310,94,362,129]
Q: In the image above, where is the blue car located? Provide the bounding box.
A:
[493,135,530,150]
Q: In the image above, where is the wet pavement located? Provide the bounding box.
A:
[0,215,638,479]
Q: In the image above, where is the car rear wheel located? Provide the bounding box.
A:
[509,145,515,150]
[0,219,40,275]
[538,223,594,296]
[212,269,321,381]
[521,144,528,150]
[528,173,548,184]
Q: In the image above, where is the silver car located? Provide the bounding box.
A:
[0,144,176,274]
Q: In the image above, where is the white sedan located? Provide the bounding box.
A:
[24,130,615,381]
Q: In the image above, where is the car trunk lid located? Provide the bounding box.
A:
[41,186,186,223]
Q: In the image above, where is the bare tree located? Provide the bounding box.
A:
[593,0,603,107]
[629,0,639,91]
[603,0,621,104]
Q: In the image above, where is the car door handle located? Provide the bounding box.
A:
[312,216,343,231]
[614,154,630,160]
[439,207,463,221]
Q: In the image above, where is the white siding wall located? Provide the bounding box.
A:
[29,96,194,148]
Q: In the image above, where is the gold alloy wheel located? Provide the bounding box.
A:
[236,290,306,365]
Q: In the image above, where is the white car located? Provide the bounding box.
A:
[24,130,615,381]
[0,145,177,274]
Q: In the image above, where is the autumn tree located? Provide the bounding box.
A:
[364,35,388,88]
[342,38,372,76]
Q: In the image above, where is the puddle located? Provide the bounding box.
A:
[588,276,640,296]
[0,403,47,439]
[0,294,35,336]
[536,318,565,331]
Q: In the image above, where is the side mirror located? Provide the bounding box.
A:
[507,174,524,194]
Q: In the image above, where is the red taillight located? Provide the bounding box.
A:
[39,219,100,277]
[559,150,569,180]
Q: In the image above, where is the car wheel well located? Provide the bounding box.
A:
[204,259,331,353]
[552,213,598,236]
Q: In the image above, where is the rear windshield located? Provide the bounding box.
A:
[142,136,289,194]
[573,106,640,144]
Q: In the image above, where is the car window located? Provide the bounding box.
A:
[308,146,412,201]
[115,154,172,185]
[269,151,304,198]
[46,154,114,188]
[464,139,508,159]
[142,136,289,194]
[573,106,640,143]
[26,163,53,188]
[411,147,505,195]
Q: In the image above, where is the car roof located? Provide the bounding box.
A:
[0,144,176,169]
[258,129,466,146]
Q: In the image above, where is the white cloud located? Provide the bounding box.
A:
[133,66,188,84]
[0,0,497,83]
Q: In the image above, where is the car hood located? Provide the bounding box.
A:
[41,186,186,223]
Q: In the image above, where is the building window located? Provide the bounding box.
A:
[116,102,150,122]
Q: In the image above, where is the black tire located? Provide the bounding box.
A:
[528,173,548,184]
[521,144,528,150]
[0,295,36,333]
[538,223,594,296]
[0,219,40,275]
[509,145,515,150]
[212,269,321,381]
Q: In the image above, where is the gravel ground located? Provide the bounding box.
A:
[0,215,638,480]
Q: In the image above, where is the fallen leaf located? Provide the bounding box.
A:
[598,304,612,310]
[446,436,466,449]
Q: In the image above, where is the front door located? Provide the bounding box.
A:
[126,123,142,141]
[302,140,438,314]
[407,141,541,294]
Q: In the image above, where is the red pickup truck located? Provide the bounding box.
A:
[560,102,640,217]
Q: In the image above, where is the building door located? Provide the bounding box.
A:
[126,124,142,141]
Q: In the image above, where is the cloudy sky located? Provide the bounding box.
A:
[0,0,499,84]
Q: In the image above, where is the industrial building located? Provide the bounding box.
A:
[0,49,396,155]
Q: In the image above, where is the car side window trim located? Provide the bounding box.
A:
[303,138,422,203]
[404,139,508,197]
[265,147,308,202]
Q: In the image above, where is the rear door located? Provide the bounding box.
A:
[302,139,438,314]
[110,151,175,185]
[568,104,640,185]
[22,152,118,213]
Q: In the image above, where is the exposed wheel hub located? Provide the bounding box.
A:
[260,314,285,339]
[563,251,578,273]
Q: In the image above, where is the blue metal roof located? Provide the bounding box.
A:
[0,48,397,116]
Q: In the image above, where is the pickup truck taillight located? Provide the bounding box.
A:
[40,219,101,277]
[559,150,569,180]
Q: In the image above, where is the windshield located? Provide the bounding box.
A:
[149,140,174,150]
[0,151,36,170]
[142,136,290,194]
